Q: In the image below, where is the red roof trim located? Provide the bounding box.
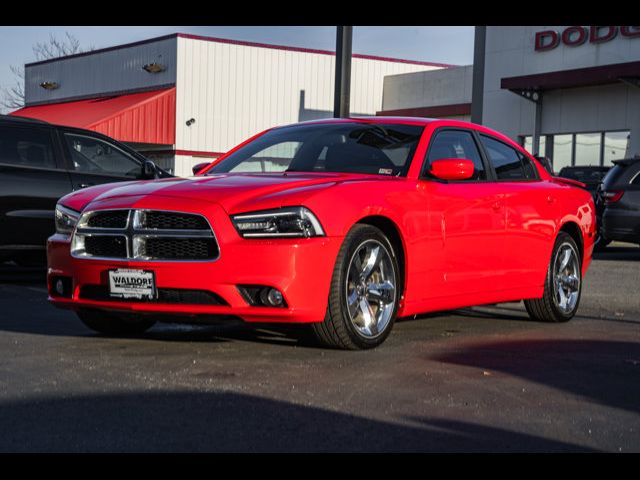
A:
[10,88,176,145]
[25,32,455,69]
[176,33,454,67]
[377,103,472,118]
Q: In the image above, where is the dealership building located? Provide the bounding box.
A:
[10,33,448,176]
[380,26,640,172]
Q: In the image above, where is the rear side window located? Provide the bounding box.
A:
[0,126,57,169]
[425,130,486,180]
[481,135,537,181]
[603,163,640,188]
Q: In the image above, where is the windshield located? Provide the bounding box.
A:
[208,122,424,177]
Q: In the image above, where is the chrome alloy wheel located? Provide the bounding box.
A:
[553,242,581,314]
[345,239,397,338]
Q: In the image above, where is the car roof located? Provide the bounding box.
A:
[560,166,610,171]
[277,116,523,150]
[612,158,640,167]
[0,114,50,125]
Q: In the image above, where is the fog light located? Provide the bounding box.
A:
[238,285,287,307]
[50,276,72,298]
[55,279,65,296]
[264,288,284,307]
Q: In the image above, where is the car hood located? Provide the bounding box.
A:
[60,172,397,214]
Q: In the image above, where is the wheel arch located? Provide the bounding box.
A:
[355,215,407,303]
[559,220,584,264]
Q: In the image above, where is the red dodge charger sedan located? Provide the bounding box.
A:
[47,118,595,349]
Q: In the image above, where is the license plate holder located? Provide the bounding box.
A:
[108,269,156,300]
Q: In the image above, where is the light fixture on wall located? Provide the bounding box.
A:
[142,63,166,74]
[186,118,196,127]
[40,81,59,90]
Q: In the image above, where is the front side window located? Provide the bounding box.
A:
[424,129,486,180]
[481,135,536,181]
[64,133,141,177]
[210,122,424,177]
[0,126,56,169]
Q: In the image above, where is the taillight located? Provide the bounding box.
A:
[602,190,624,204]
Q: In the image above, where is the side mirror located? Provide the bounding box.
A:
[192,162,210,175]
[430,158,475,181]
[142,159,159,179]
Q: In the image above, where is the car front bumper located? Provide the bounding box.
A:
[47,200,343,324]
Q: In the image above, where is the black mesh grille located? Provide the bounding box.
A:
[84,235,127,258]
[142,211,209,230]
[141,238,217,260]
[79,285,228,305]
[87,211,128,228]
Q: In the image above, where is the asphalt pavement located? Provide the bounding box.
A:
[0,243,638,452]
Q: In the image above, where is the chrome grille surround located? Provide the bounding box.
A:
[71,209,219,262]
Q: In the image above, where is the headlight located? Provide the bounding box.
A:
[55,204,80,236]
[231,206,325,238]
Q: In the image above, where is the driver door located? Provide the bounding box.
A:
[59,130,144,191]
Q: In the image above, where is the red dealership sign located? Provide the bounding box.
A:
[535,26,640,51]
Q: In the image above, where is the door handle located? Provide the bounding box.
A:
[546,195,556,204]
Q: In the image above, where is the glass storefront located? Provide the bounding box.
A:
[523,137,546,158]
[603,131,630,165]
[552,135,573,172]
[522,130,629,172]
[575,133,601,166]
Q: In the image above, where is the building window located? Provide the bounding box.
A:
[603,131,630,165]
[523,136,546,157]
[552,134,573,172]
[575,133,601,166]
[523,130,630,170]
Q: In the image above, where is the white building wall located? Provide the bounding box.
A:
[381,65,473,111]
[174,36,441,176]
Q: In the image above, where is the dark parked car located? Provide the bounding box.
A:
[558,166,611,249]
[0,115,169,266]
[557,166,610,196]
[599,158,640,247]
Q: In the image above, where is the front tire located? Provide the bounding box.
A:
[77,309,156,336]
[524,232,582,323]
[311,224,400,350]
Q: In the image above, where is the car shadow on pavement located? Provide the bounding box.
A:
[433,339,640,415]
[0,390,598,452]
[0,262,46,285]
[593,244,640,261]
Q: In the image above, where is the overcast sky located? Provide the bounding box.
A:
[0,26,475,112]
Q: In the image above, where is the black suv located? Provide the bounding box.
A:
[0,115,170,266]
[557,165,611,249]
[598,158,640,247]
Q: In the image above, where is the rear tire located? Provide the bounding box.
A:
[311,224,400,350]
[593,229,610,251]
[77,309,156,335]
[524,232,582,323]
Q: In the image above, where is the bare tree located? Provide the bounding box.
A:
[1,32,93,111]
